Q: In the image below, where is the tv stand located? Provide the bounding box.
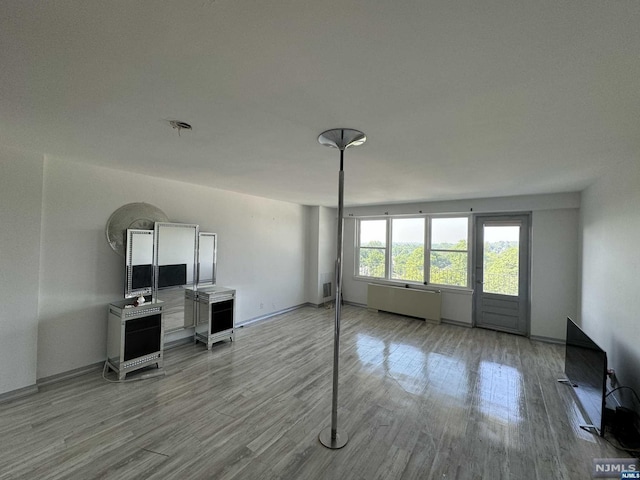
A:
[579,424,600,435]
[557,378,577,387]
[558,377,602,436]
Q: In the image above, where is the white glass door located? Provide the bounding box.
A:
[474,215,530,335]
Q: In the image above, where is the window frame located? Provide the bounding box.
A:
[390,216,426,283]
[355,214,472,290]
[427,215,471,288]
[356,217,389,279]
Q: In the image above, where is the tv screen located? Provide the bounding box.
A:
[158,264,187,288]
[131,264,153,290]
[564,317,607,436]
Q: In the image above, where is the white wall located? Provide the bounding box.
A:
[36,157,308,379]
[0,147,43,395]
[530,209,579,340]
[343,192,580,217]
[319,207,337,303]
[343,194,580,337]
[305,206,337,306]
[305,207,320,304]
[580,158,640,392]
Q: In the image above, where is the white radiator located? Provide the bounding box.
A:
[367,284,441,323]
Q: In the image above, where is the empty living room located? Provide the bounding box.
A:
[1,1,639,479]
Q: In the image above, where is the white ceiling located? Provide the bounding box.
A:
[1,1,639,207]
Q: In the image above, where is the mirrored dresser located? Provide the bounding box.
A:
[186,285,236,350]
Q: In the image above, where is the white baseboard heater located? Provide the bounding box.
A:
[367,283,441,323]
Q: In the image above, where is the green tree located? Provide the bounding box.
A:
[359,240,385,277]
[430,240,467,287]
[484,244,518,295]
[392,244,423,282]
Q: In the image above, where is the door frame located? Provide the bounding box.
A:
[472,213,532,336]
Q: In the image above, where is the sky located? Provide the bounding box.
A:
[360,217,467,244]
[483,225,520,243]
[360,217,520,244]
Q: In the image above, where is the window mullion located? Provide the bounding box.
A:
[386,218,392,280]
[468,215,473,290]
[356,220,361,276]
[425,216,431,284]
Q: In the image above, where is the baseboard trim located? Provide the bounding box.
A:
[238,303,312,327]
[530,334,564,345]
[441,318,473,328]
[37,361,104,388]
[164,336,196,350]
[343,300,367,308]
[4,361,106,401]
[0,384,39,404]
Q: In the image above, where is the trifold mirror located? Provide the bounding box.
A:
[125,229,154,299]
[124,223,218,333]
[198,232,217,285]
[154,222,199,331]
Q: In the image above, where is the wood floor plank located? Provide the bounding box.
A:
[0,305,630,480]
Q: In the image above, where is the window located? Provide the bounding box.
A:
[482,224,520,296]
[356,215,470,288]
[429,217,468,287]
[391,218,425,283]
[357,219,387,278]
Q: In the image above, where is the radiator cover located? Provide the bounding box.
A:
[367,284,441,323]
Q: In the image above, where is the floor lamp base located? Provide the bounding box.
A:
[318,427,349,449]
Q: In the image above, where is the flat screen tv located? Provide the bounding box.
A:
[563,317,608,436]
[158,264,187,289]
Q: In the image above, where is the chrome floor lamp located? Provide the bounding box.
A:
[317,128,366,449]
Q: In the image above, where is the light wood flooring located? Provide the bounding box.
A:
[0,306,628,479]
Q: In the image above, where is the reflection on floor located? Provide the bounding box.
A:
[0,306,628,479]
